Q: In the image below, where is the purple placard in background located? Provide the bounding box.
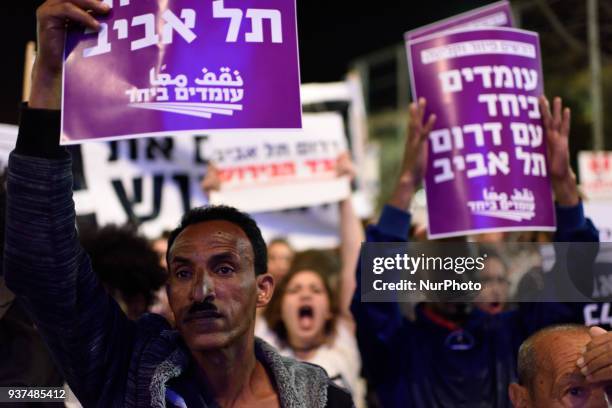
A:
[405,0,514,41]
[407,27,555,238]
[61,0,301,144]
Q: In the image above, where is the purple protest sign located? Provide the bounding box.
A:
[405,0,514,41]
[407,27,555,239]
[61,0,301,144]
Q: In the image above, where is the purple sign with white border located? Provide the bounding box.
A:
[61,0,301,144]
[407,27,556,239]
[405,0,514,41]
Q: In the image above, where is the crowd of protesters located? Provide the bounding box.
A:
[1,0,612,407]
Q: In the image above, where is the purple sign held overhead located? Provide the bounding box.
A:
[61,0,301,144]
[407,27,555,239]
[405,0,514,41]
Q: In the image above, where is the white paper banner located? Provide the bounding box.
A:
[76,112,349,240]
[208,112,350,212]
[579,151,612,199]
[583,199,612,242]
[0,124,18,169]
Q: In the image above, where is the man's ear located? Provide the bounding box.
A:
[508,383,529,408]
[256,273,275,308]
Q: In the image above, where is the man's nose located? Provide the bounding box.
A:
[192,273,215,302]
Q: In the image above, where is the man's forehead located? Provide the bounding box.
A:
[171,220,252,253]
[535,331,590,378]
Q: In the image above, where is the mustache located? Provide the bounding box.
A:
[183,301,221,322]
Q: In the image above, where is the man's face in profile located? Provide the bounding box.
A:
[166,220,260,351]
[510,330,612,407]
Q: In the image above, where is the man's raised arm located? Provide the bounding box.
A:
[4,1,136,405]
[538,96,598,242]
[350,99,435,389]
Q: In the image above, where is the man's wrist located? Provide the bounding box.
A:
[28,63,62,109]
[552,169,580,207]
[15,105,67,160]
[388,174,418,210]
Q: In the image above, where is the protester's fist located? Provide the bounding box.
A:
[389,98,436,210]
[36,0,109,73]
[539,96,579,206]
[577,326,612,382]
[31,0,110,108]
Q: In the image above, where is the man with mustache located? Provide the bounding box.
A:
[4,1,353,407]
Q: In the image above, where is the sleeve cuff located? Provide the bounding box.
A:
[376,205,412,241]
[15,104,68,159]
[555,201,586,231]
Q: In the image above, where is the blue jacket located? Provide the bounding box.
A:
[351,204,599,408]
[4,107,353,408]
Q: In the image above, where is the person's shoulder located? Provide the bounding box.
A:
[255,340,356,407]
[136,312,173,335]
[332,319,355,345]
[130,314,189,389]
[133,313,181,360]
[289,360,355,408]
[325,381,355,408]
[276,351,330,379]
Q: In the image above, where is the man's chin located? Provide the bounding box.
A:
[184,332,233,351]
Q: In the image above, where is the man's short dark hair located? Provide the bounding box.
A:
[167,205,267,276]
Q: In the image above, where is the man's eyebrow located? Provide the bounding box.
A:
[169,255,192,265]
[557,372,587,386]
[208,252,240,264]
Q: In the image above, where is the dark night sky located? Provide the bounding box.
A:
[0,0,496,124]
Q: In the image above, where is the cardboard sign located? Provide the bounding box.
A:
[75,112,349,238]
[208,113,350,212]
[62,0,302,144]
[405,0,513,41]
[579,151,612,199]
[0,124,17,170]
[407,27,555,238]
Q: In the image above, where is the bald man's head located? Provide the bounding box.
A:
[509,324,612,408]
[518,325,590,393]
